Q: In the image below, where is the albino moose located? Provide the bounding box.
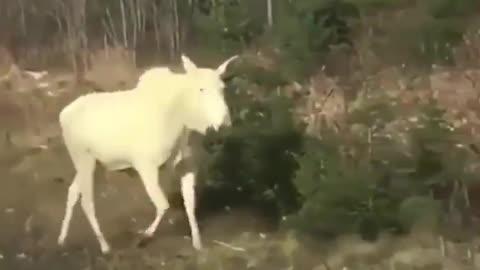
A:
[57,54,238,254]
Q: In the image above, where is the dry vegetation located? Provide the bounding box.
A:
[0,41,479,269]
[1,1,480,268]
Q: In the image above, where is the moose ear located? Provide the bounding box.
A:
[216,55,238,75]
[181,54,198,72]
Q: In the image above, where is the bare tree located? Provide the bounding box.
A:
[170,0,181,60]
[267,0,273,28]
[53,0,88,81]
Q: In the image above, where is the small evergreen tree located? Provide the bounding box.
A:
[201,61,305,221]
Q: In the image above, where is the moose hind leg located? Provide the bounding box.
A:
[77,154,111,254]
[58,176,80,246]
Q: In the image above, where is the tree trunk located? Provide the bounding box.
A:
[65,0,88,82]
[267,0,273,28]
[169,0,180,61]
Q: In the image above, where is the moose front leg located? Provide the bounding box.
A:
[174,132,202,250]
[181,170,202,250]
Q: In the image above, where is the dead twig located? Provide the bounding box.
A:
[212,240,246,252]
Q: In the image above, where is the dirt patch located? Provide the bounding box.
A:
[1,139,480,270]
[0,141,286,270]
[1,61,480,270]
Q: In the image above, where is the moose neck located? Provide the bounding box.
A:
[177,90,209,134]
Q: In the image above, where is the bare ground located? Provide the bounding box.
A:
[1,138,480,270]
[0,63,318,270]
[0,65,480,270]
[0,139,297,270]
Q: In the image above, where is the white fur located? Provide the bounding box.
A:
[57,54,238,254]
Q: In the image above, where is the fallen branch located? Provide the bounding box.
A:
[212,240,246,252]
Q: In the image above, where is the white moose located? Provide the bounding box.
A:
[57,54,238,254]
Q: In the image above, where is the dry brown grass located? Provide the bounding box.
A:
[0,45,146,151]
[2,42,480,269]
[453,21,480,69]
[85,46,140,92]
[20,223,477,270]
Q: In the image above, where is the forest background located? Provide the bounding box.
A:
[1,0,480,269]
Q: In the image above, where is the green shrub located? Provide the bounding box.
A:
[272,0,360,81]
[201,66,305,221]
[197,58,479,242]
[425,0,479,18]
[290,136,405,240]
[192,0,266,53]
[286,97,472,240]
[190,0,480,240]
